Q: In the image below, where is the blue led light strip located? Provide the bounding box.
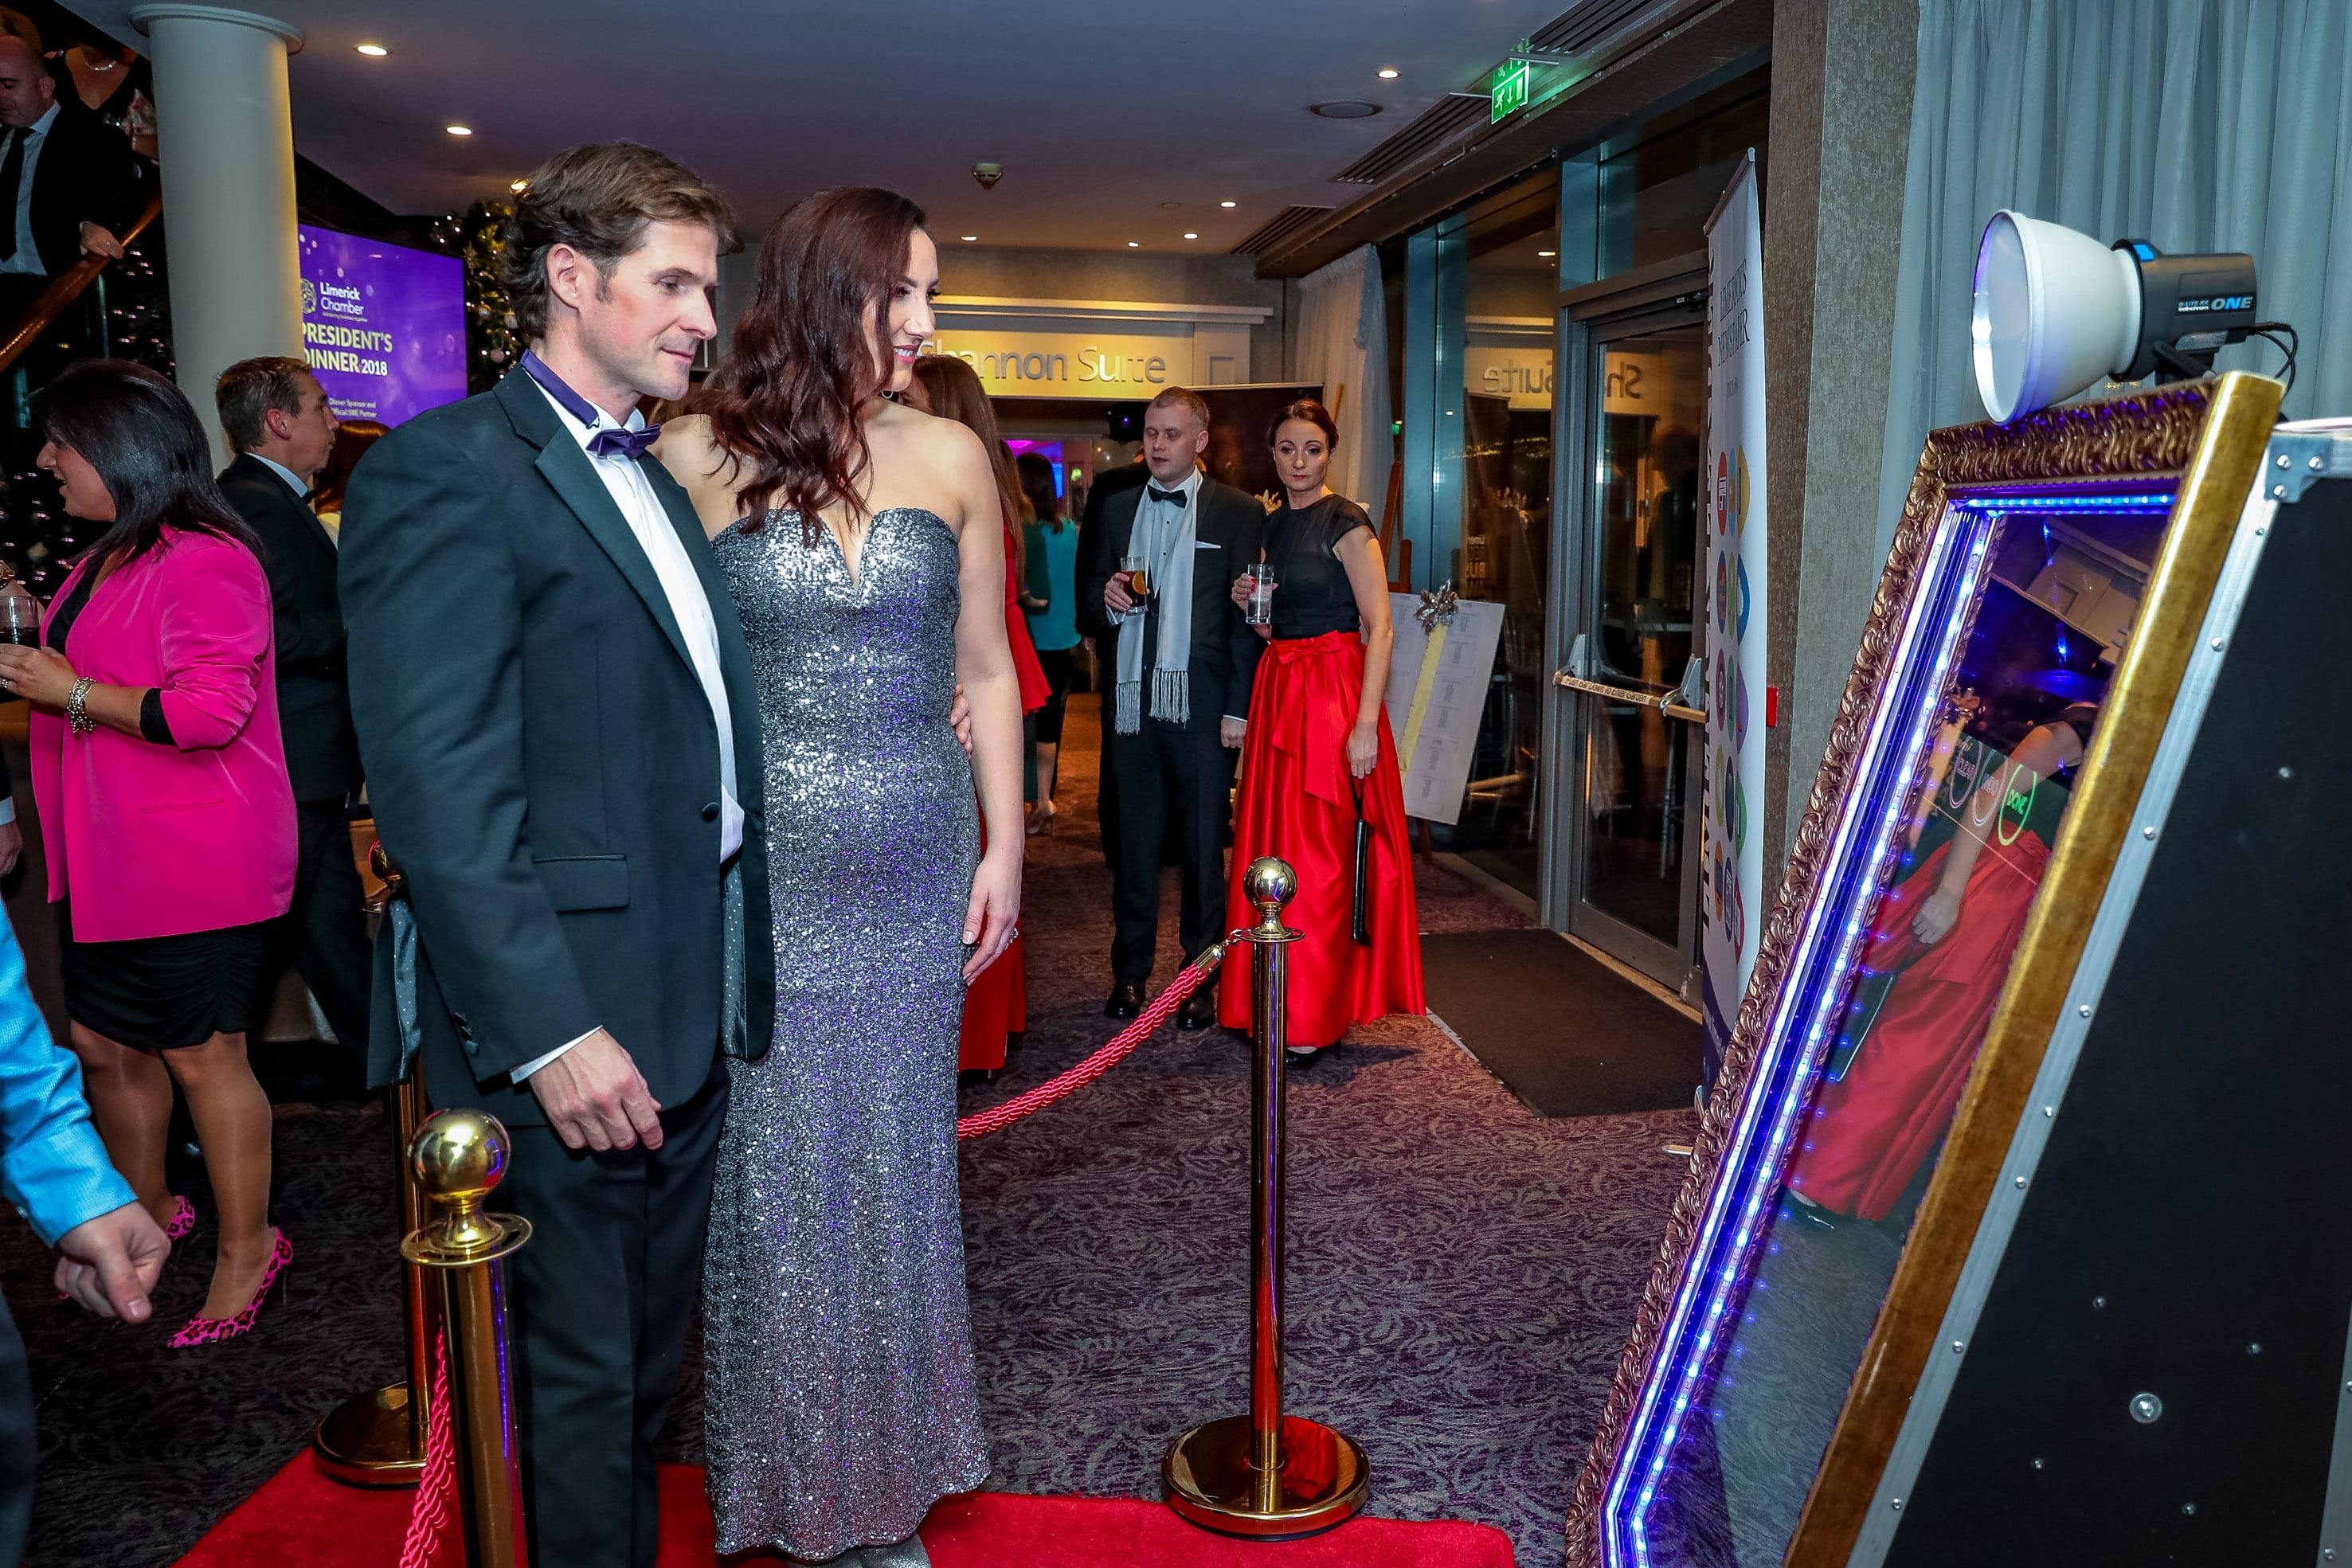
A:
[1601,508,2002,1568]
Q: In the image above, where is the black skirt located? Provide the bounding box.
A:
[57,905,269,1051]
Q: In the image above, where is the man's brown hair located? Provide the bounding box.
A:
[215,355,315,454]
[503,140,738,343]
[1145,385,1211,432]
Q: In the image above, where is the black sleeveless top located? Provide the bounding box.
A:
[1265,495,1374,641]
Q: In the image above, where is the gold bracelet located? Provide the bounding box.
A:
[65,676,94,737]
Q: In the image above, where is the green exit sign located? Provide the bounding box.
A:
[1490,58,1530,122]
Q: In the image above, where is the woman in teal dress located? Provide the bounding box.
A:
[1018,451,1081,833]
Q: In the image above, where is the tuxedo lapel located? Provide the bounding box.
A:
[496,373,695,677]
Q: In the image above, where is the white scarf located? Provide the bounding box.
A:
[1113,471,1199,733]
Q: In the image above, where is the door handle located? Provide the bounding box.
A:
[1553,669,1708,724]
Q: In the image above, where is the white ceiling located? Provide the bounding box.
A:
[82,0,1572,250]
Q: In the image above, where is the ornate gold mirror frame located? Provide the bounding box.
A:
[1564,371,2285,1568]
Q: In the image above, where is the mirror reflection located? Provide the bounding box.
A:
[1630,487,2176,1564]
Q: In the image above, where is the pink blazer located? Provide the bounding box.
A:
[30,528,296,943]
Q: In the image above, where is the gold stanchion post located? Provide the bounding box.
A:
[405,1109,533,1568]
[1164,857,1370,1538]
[315,844,433,1485]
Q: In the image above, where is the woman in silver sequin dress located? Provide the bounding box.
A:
[659,188,1024,1566]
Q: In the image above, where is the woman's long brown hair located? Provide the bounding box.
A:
[700,186,927,544]
[909,353,1030,591]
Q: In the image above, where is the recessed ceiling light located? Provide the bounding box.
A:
[509,178,529,193]
[961,235,978,242]
[1219,200,1236,209]
[1184,233,1199,240]
[355,42,389,57]
[1128,240,1141,248]
[445,124,472,136]
[1159,201,1181,209]
[1309,100,1382,119]
[1538,249,1556,257]
[1377,67,1399,79]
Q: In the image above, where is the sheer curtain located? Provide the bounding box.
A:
[1291,245,1391,511]
[1877,0,2352,549]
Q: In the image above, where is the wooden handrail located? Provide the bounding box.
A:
[0,189,165,379]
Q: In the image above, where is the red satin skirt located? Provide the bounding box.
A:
[957,811,1024,1073]
[1004,523,1050,714]
[1785,829,2051,1220]
[1217,632,1424,1045]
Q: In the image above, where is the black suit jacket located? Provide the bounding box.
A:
[1074,460,1148,643]
[218,452,358,804]
[338,371,774,1124]
[1079,475,1266,723]
[12,103,147,277]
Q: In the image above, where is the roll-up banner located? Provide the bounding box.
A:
[1698,151,1767,1093]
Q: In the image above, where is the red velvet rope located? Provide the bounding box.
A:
[398,1320,456,1568]
[956,936,1237,1140]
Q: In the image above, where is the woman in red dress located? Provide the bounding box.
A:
[906,356,1048,1077]
[1217,399,1423,1065]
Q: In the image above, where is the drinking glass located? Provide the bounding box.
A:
[1120,552,1152,609]
[1243,563,1278,627]
[0,573,39,647]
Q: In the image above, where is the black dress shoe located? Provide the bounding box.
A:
[1105,981,1144,1019]
[1176,984,1219,1031]
[1284,1044,1335,1069]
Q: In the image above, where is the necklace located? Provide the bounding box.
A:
[80,52,119,72]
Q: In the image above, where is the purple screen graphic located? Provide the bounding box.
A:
[299,225,465,427]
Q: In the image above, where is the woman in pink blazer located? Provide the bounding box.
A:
[0,361,296,1347]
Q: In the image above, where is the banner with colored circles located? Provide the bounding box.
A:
[1697,153,1768,1093]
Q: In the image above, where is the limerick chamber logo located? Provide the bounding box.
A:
[299,278,315,315]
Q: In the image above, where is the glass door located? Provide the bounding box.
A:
[1556,303,1707,988]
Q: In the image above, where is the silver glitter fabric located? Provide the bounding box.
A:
[704,506,988,1559]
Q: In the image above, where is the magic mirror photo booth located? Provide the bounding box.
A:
[1565,365,2352,1567]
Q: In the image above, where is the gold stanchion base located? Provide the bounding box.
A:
[311,1381,425,1488]
[1163,1415,1369,1539]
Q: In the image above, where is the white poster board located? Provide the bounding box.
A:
[1383,594,1507,825]
[1697,151,1769,1086]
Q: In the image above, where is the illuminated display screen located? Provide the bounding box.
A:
[298,224,467,427]
[1603,483,2182,1567]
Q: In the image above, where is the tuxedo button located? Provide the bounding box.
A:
[701,802,720,823]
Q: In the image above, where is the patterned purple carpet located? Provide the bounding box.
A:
[3,695,1693,1566]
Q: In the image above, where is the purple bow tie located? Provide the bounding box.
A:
[521,350,660,461]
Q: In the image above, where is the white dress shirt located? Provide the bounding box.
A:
[0,104,60,277]
[513,380,742,1081]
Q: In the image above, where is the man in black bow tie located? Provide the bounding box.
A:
[1082,387,1263,1026]
[339,142,769,1568]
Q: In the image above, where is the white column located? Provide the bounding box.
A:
[128,5,305,464]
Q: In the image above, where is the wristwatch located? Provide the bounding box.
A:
[65,676,95,737]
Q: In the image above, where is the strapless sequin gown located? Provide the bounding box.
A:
[703,506,988,1558]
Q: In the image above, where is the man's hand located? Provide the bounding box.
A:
[53,1200,168,1323]
[948,685,974,755]
[527,1028,663,1152]
[1220,718,1246,749]
[77,222,124,260]
[1103,577,1134,616]
[0,821,22,877]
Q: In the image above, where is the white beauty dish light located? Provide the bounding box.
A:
[1972,211,2262,422]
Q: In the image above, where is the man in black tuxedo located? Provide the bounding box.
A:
[214,357,373,1071]
[339,143,769,1568]
[0,35,144,323]
[1082,387,1263,1028]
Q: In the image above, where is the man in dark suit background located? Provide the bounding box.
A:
[213,357,372,1069]
[339,143,769,1568]
[0,34,143,324]
[1082,387,1263,1029]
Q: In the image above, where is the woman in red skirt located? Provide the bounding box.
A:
[1218,399,1423,1065]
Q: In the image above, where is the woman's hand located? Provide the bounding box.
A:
[1911,884,1963,945]
[1347,719,1378,780]
[961,845,1022,982]
[0,645,79,708]
[1230,573,1253,610]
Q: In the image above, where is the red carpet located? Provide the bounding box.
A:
[173,1456,1517,1566]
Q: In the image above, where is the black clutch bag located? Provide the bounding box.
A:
[1349,776,1373,947]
